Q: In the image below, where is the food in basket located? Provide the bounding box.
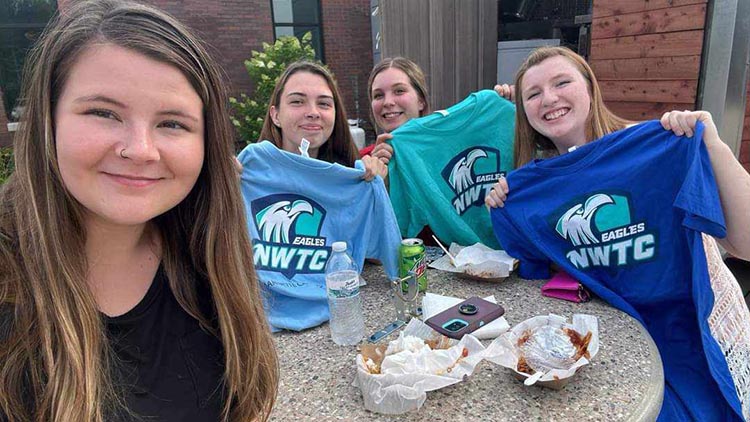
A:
[515,326,592,375]
[361,334,468,376]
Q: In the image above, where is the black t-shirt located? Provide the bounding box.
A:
[107,266,225,421]
[1,268,226,421]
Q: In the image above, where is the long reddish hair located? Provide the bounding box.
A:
[513,46,631,167]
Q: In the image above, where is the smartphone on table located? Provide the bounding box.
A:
[425,297,505,339]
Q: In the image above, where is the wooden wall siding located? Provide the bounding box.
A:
[593,4,706,39]
[380,0,497,110]
[590,30,704,60]
[593,0,706,17]
[600,80,697,103]
[591,56,701,80]
[589,0,707,122]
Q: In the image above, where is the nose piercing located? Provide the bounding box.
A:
[119,148,129,159]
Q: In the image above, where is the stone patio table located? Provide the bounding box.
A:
[271,264,664,421]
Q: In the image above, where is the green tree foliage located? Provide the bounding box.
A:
[230,32,316,147]
[0,147,13,185]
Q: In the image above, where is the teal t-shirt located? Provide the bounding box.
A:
[387,90,515,248]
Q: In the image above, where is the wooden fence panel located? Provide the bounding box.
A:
[591,0,706,121]
[455,0,478,100]
[590,56,700,80]
[478,0,498,92]
[590,30,704,60]
[592,3,706,40]
[594,0,706,19]
[600,80,697,103]
[605,101,693,121]
[428,0,454,108]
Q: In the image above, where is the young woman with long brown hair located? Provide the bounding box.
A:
[486,46,750,421]
[486,46,749,260]
[364,57,431,162]
[0,1,278,420]
[258,60,386,180]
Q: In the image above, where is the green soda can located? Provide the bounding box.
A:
[399,238,428,292]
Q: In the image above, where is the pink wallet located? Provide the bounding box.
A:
[541,271,591,303]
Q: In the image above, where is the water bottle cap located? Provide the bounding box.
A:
[332,241,347,252]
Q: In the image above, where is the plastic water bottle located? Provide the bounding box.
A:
[325,241,365,345]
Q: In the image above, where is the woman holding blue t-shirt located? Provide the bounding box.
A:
[486,46,750,421]
[485,47,750,262]
[258,61,387,181]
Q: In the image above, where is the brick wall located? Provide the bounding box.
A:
[145,0,273,97]
[321,0,374,124]
[54,0,375,135]
[0,88,10,147]
[58,0,273,97]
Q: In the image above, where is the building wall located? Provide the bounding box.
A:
[58,0,371,127]
[589,0,707,121]
[321,0,374,123]
[742,80,750,173]
[379,0,498,111]
[119,0,274,97]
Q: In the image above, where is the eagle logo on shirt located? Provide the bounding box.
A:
[251,194,329,277]
[449,149,488,192]
[257,200,314,244]
[551,192,657,269]
[556,194,615,246]
[441,146,505,215]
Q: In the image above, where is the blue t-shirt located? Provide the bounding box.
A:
[387,90,515,248]
[238,141,401,331]
[491,121,742,421]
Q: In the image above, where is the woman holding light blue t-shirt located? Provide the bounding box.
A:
[258,61,387,181]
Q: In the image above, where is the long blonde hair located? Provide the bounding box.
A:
[513,46,631,168]
[258,60,360,166]
[0,1,278,421]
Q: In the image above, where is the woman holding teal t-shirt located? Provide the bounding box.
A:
[364,57,432,163]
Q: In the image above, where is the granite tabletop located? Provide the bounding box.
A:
[270,264,664,421]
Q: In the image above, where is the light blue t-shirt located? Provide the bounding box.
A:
[238,141,401,331]
[387,90,515,248]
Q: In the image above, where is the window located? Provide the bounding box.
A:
[271,0,324,61]
[0,0,56,120]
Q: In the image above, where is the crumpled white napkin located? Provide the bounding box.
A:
[453,243,513,267]
[354,319,488,414]
[428,243,516,279]
[422,292,510,340]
